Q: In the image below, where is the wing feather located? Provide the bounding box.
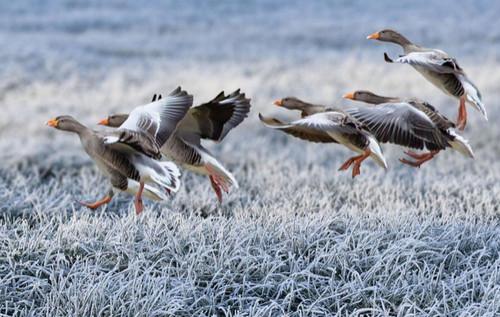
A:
[119,87,193,147]
[103,87,193,158]
[258,113,337,143]
[346,103,449,150]
[180,89,251,142]
[386,50,464,74]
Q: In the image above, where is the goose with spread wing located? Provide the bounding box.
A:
[367,29,486,130]
[99,90,251,203]
[259,97,387,178]
[46,87,193,214]
[343,90,474,167]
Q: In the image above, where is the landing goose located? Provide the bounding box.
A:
[367,29,486,130]
[46,87,193,214]
[99,90,251,203]
[260,97,387,178]
[343,90,474,167]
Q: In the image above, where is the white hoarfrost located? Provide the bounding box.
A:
[0,1,499,316]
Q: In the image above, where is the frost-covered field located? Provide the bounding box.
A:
[1,1,499,316]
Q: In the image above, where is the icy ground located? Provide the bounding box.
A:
[0,1,499,315]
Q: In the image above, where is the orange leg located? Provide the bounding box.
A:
[218,176,230,193]
[78,195,112,210]
[399,150,440,168]
[209,175,223,204]
[351,150,371,178]
[134,181,145,215]
[404,150,432,160]
[338,155,362,171]
[206,165,231,203]
[456,96,467,131]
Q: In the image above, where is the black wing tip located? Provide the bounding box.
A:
[258,113,285,126]
[226,88,243,98]
[209,91,226,103]
[212,89,251,112]
[168,87,194,106]
[383,52,394,63]
[229,89,251,107]
[151,93,163,102]
[169,86,192,98]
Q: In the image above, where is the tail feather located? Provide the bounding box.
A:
[149,161,181,193]
[126,180,169,201]
[466,94,487,121]
[367,135,388,169]
[448,130,475,158]
[132,156,181,193]
[204,154,239,190]
[459,74,487,120]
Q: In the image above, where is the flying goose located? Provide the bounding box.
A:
[99,90,251,203]
[46,87,193,214]
[259,97,387,178]
[343,90,474,167]
[367,29,486,130]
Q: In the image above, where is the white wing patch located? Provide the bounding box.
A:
[103,136,120,144]
[292,112,343,130]
[115,87,193,147]
[393,51,461,74]
[120,103,161,137]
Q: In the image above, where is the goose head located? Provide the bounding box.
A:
[46,115,86,133]
[98,114,129,127]
[274,97,326,115]
[367,29,412,46]
[343,90,400,105]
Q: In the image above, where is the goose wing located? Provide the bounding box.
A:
[346,102,449,150]
[259,113,338,143]
[178,89,251,142]
[161,134,204,167]
[384,50,463,74]
[407,99,455,130]
[118,86,193,147]
[105,87,193,158]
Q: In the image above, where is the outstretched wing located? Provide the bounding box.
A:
[384,50,463,74]
[102,129,163,159]
[259,113,341,144]
[103,87,193,158]
[407,98,455,131]
[119,87,193,147]
[179,89,251,142]
[346,102,449,150]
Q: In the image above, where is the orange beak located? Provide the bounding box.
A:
[273,99,283,107]
[46,118,59,127]
[366,32,380,40]
[98,118,109,126]
[343,92,355,100]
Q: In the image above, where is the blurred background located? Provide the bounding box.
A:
[1,0,498,122]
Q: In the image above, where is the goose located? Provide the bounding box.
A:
[46,87,193,214]
[367,29,486,130]
[99,90,251,203]
[259,97,387,178]
[343,90,474,167]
